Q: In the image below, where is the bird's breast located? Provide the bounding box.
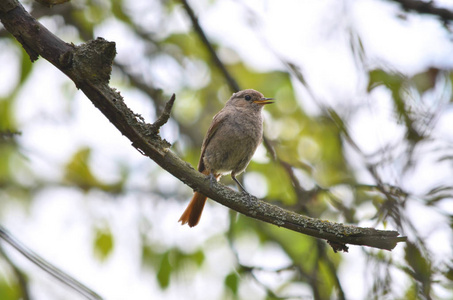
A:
[202,111,263,174]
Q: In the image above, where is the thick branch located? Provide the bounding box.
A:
[0,0,406,251]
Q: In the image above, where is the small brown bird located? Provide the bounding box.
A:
[179,89,274,227]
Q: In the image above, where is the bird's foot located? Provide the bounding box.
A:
[207,173,217,188]
[241,189,251,195]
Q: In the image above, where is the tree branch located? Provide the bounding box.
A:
[387,0,453,22]
[180,0,241,92]
[0,0,406,251]
[148,93,176,133]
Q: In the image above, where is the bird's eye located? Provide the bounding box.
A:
[245,95,251,101]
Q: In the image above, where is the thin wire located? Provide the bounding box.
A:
[0,225,103,300]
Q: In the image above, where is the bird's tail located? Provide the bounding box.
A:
[178,191,208,227]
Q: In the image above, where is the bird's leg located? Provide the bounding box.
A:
[231,174,249,194]
[207,172,217,188]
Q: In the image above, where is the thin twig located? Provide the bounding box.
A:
[387,0,453,22]
[180,0,241,92]
[149,93,176,133]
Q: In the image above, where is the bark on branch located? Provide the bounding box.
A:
[0,0,406,252]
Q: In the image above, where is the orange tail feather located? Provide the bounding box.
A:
[179,192,208,227]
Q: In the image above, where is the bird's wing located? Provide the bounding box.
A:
[197,110,229,172]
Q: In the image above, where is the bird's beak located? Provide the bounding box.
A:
[253,97,274,105]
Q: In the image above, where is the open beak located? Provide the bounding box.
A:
[253,97,274,105]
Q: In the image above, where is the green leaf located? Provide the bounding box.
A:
[405,243,431,278]
[64,147,98,191]
[411,68,438,94]
[445,263,453,281]
[19,48,33,85]
[162,32,209,62]
[141,244,159,269]
[229,63,292,98]
[0,276,22,300]
[404,242,432,296]
[224,272,239,296]
[0,99,15,130]
[368,69,422,143]
[185,249,205,267]
[111,0,131,23]
[64,147,124,193]
[368,69,404,93]
[317,259,336,299]
[403,282,419,300]
[157,252,172,289]
[93,227,114,261]
[170,248,205,271]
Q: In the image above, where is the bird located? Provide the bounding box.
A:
[179,89,274,227]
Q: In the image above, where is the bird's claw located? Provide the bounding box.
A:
[241,189,251,195]
[207,173,217,188]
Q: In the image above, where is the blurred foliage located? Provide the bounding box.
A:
[0,0,453,299]
[93,225,114,261]
[64,147,125,193]
[142,245,204,289]
[0,279,21,300]
[224,271,239,297]
[404,242,432,297]
[369,69,424,143]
